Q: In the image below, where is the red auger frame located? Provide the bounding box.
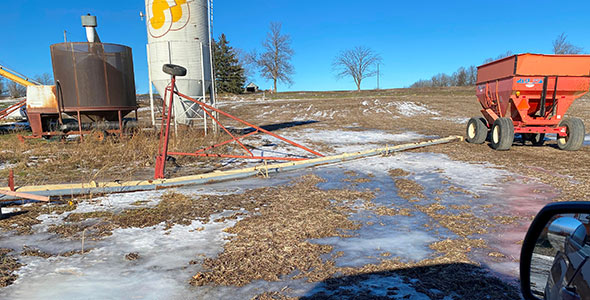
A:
[154,64,323,179]
[466,54,590,151]
[0,99,26,121]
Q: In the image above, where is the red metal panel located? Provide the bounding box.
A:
[477,54,590,84]
[516,54,590,77]
[27,113,44,136]
[477,56,516,84]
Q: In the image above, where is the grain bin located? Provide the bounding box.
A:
[50,42,137,123]
[145,0,214,125]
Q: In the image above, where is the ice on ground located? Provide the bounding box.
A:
[294,129,430,145]
[0,169,315,299]
[72,190,166,214]
[315,222,437,267]
[393,101,440,117]
[313,152,553,278]
[309,154,500,267]
[136,106,152,112]
[431,116,469,124]
[0,151,554,298]
[255,128,435,156]
[338,152,509,195]
[0,214,241,300]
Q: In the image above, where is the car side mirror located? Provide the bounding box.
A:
[520,202,590,300]
[547,217,586,253]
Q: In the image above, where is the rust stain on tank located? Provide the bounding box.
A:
[26,85,58,110]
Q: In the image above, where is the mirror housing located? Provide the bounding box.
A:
[520,202,590,300]
[547,217,587,253]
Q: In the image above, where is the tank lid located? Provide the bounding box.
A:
[81,14,97,27]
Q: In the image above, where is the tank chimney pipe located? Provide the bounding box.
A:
[81,14,101,43]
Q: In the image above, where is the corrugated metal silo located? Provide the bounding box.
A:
[145,0,213,125]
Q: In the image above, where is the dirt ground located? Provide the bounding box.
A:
[0,86,589,298]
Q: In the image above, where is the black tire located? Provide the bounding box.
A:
[530,133,546,146]
[490,117,514,151]
[557,118,585,151]
[466,117,488,144]
[162,64,187,77]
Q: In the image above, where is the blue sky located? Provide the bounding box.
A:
[2,0,589,93]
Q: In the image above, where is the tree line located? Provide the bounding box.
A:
[214,22,384,94]
[409,33,584,88]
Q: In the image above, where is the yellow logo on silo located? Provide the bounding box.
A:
[148,0,191,38]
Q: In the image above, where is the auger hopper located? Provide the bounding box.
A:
[466,53,590,150]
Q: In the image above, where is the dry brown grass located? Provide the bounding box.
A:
[394,178,426,201]
[416,204,492,237]
[0,126,250,186]
[0,130,158,185]
[0,248,21,288]
[49,188,274,239]
[190,175,374,287]
[0,201,76,235]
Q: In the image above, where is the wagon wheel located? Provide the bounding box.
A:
[490,118,514,151]
[557,118,585,151]
[465,117,488,144]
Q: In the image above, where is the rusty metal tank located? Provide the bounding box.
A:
[50,42,137,122]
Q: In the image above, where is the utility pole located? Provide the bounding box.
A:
[63,30,67,43]
[377,63,380,90]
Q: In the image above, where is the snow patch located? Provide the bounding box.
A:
[393,101,440,117]
[315,225,437,267]
[136,106,152,112]
[431,116,469,124]
[0,162,17,171]
[294,129,432,145]
[317,152,553,279]
[0,214,240,300]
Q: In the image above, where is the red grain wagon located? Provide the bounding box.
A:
[466,53,589,150]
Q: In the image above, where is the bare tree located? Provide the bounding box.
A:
[0,78,4,96]
[411,64,479,88]
[34,73,54,85]
[410,79,433,88]
[553,33,583,54]
[234,48,254,84]
[452,67,468,86]
[431,73,452,87]
[466,66,477,85]
[7,81,26,98]
[256,22,294,93]
[333,46,382,91]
